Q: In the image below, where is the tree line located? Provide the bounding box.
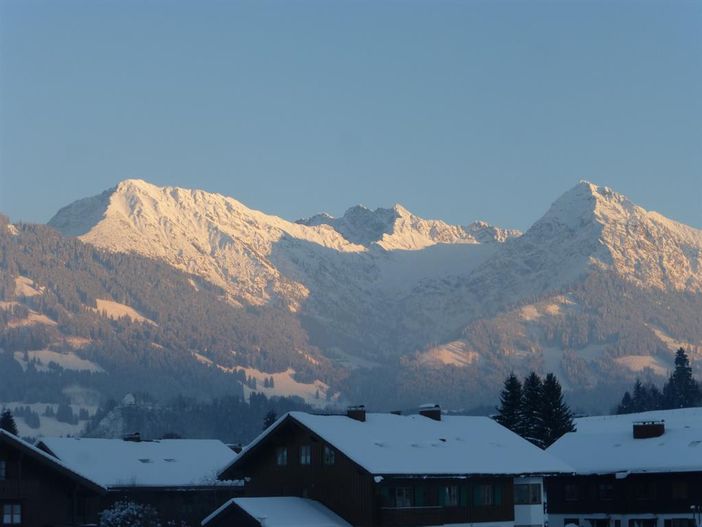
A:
[616,348,700,414]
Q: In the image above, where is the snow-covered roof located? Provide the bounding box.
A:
[39,437,238,488]
[202,497,352,527]
[228,411,571,476]
[547,407,702,475]
[0,430,106,493]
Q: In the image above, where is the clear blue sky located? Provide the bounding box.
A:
[1,0,700,231]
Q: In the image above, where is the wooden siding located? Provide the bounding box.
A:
[0,441,101,527]
[547,473,702,516]
[233,419,376,526]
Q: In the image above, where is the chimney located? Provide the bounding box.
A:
[633,420,664,439]
[419,403,441,421]
[123,432,142,442]
[347,405,366,422]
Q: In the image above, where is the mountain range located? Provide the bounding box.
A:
[1,179,701,429]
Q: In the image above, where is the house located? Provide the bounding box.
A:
[216,405,572,527]
[37,435,243,524]
[202,497,352,527]
[0,429,106,527]
[546,407,702,527]
[0,429,242,527]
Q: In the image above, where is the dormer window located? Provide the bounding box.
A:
[0,460,5,480]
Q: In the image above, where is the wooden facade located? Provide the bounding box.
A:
[546,472,702,527]
[0,431,104,527]
[220,415,517,527]
[0,431,241,526]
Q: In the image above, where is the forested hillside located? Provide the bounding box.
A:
[0,215,333,418]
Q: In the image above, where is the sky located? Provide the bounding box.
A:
[0,0,700,231]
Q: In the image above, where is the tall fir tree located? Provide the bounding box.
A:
[539,373,575,448]
[0,409,18,435]
[521,372,544,448]
[495,373,524,435]
[662,348,701,409]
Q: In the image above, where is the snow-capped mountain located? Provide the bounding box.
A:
[297,204,520,249]
[401,181,702,334]
[48,179,517,355]
[38,179,702,410]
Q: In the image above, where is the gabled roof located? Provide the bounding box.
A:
[39,437,238,488]
[202,497,352,527]
[223,411,572,477]
[0,430,106,494]
[547,407,702,475]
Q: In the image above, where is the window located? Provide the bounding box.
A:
[514,483,542,504]
[0,461,5,480]
[629,520,656,527]
[323,445,335,465]
[395,487,413,508]
[474,484,494,506]
[2,504,21,526]
[441,485,459,507]
[598,483,614,501]
[665,520,695,527]
[299,445,311,465]
[633,482,655,501]
[671,481,688,500]
[275,446,287,466]
[565,484,579,501]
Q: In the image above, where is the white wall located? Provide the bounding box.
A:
[514,476,545,527]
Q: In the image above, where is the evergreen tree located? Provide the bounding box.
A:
[616,391,634,414]
[540,373,575,448]
[662,348,701,409]
[0,409,18,435]
[495,373,523,435]
[263,409,277,430]
[617,379,663,414]
[521,372,544,448]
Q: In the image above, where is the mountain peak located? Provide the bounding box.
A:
[537,180,636,232]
